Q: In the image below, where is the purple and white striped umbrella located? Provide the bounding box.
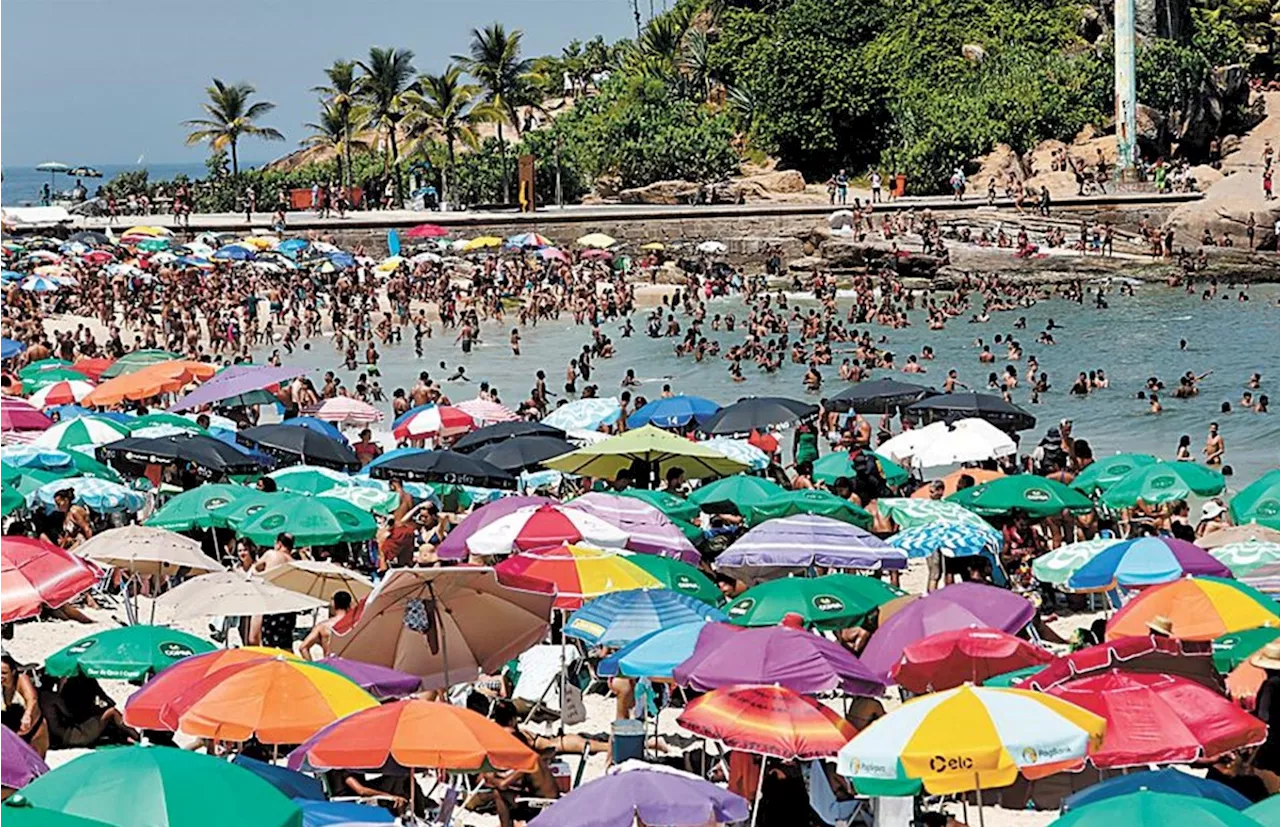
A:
[568,491,700,564]
[713,513,907,585]
[435,495,557,560]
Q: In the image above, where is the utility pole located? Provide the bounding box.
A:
[1115,0,1138,180]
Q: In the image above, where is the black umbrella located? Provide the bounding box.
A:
[453,420,567,453]
[368,450,517,490]
[238,423,360,472]
[67,230,110,246]
[905,392,1037,432]
[827,379,937,414]
[469,435,576,473]
[97,434,268,478]
[700,396,818,437]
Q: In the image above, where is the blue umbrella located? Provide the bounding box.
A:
[213,245,255,261]
[364,445,426,470]
[1,337,25,360]
[21,276,60,292]
[565,589,727,647]
[1061,768,1251,813]
[327,252,356,269]
[280,416,349,445]
[887,520,1002,558]
[177,256,213,268]
[1066,536,1233,591]
[295,798,395,827]
[598,620,719,679]
[1,271,24,284]
[0,445,73,471]
[625,395,720,429]
[33,476,146,513]
[277,239,310,256]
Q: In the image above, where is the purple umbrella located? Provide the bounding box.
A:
[860,582,1036,680]
[2,725,49,790]
[567,492,700,564]
[435,495,557,560]
[319,656,423,699]
[672,624,885,696]
[528,763,749,827]
[713,514,908,585]
[167,364,306,412]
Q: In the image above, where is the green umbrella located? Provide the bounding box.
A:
[624,554,721,604]
[135,238,171,253]
[1245,795,1280,825]
[981,665,1045,687]
[268,466,356,496]
[145,483,250,531]
[745,489,873,528]
[16,746,303,827]
[1230,469,1280,529]
[724,574,903,629]
[1212,625,1280,673]
[63,449,122,483]
[17,359,72,381]
[235,496,377,547]
[10,468,68,498]
[99,349,178,379]
[1069,452,1159,493]
[424,482,475,511]
[23,368,92,390]
[671,516,703,544]
[1049,790,1257,827]
[45,625,215,681]
[813,451,909,487]
[876,497,990,529]
[618,488,700,523]
[125,412,208,435]
[1101,461,1226,509]
[687,475,787,512]
[1,800,112,827]
[2,482,25,516]
[948,475,1094,518]
[35,417,131,451]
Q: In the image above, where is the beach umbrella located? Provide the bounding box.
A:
[889,520,1002,559]
[167,364,302,412]
[905,391,1036,431]
[26,380,95,408]
[316,656,423,699]
[566,491,700,563]
[496,543,663,609]
[97,349,178,379]
[238,423,359,471]
[368,449,517,490]
[75,524,223,577]
[877,497,990,529]
[123,648,298,729]
[565,589,727,647]
[1,337,26,360]
[1070,452,1160,493]
[1063,768,1252,812]
[454,420,564,452]
[266,468,398,514]
[1058,790,1260,827]
[453,396,519,424]
[688,474,787,511]
[464,235,503,251]
[948,474,1094,518]
[31,417,127,451]
[45,626,215,681]
[155,571,326,619]
[1102,461,1227,508]
[1030,538,1117,586]
[1246,795,1280,824]
[404,223,448,238]
[463,503,628,556]
[526,763,749,827]
[17,358,72,379]
[679,684,857,759]
[1229,468,1280,529]
[860,583,1036,680]
[22,367,92,389]
[213,244,255,261]
[624,553,721,604]
[598,620,715,679]
[68,357,114,381]
[576,232,616,248]
[827,379,935,414]
[144,483,248,530]
[375,254,404,272]
[136,237,172,253]
[723,574,902,629]
[20,276,60,293]
[541,396,623,431]
[880,419,1018,469]
[744,489,873,527]
[0,537,97,624]
[433,495,556,560]
[235,496,377,547]
[890,628,1054,693]
[1212,626,1280,673]
[2,483,25,516]
[31,476,146,514]
[700,437,770,471]
[1,398,53,433]
[626,395,720,429]
[1067,536,1232,591]
[543,424,747,481]
[14,746,303,827]
[1019,634,1222,693]
[302,396,383,426]
[837,685,1104,798]
[538,246,569,261]
[1047,670,1266,767]
[700,396,817,437]
[505,232,553,249]
[278,415,348,444]
[262,559,375,600]
[713,514,906,584]
[328,567,554,690]
[97,433,265,478]
[912,468,1005,497]
[2,725,49,791]
[813,450,910,487]
[1242,562,1280,597]
[470,435,577,473]
[159,656,378,743]
[1199,524,1280,549]
[1,445,75,471]
[1106,577,1280,641]
[83,360,218,406]
[619,487,701,523]
[696,240,727,254]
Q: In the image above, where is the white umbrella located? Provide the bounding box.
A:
[156,571,326,618]
[696,240,727,254]
[262,559,374,601]
[76,525,223,577]
[880,418,1015,469]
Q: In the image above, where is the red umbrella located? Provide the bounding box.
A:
[890,627,1054,693]
[72,358,116,381]
[1,536,99,622]
[677,684,856,760]
[1018,635,1219,692]
[404,224,448,239]
[82,250,115,265]
[0,397,52,432]
[1046,670,1266,767]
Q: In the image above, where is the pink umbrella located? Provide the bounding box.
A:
[582,249,613,260]
[455,398,518,424]
[303,397,384,426]
[465,503,629,557]
[537,247,569,262]
[0,397,53,432]
[404,224,448,239]
[567,491,700,564]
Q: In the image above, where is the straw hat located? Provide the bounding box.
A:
[1250,641,1280,671]
[1200,501,1226,521]
[1146,615,1175,636]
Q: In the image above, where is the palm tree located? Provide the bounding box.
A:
[402,65,496,207]
[456,23,533,203]
[313,60,360,191]
[183,79,284,176]
[300,103,370,186]
[357,47,417,205]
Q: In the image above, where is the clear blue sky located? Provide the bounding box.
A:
[2,0,638,165]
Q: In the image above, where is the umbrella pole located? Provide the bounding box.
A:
[558,609,567,737]
[974,773,985,827]
[750,755,767,827]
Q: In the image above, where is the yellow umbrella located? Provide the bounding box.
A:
[123,225,171,237]
[376,255,404,272]
[542,424,747,480]
[640,242,666,251]
[465,236,503,251]
[576,232,617,248]
[241,236,277,250]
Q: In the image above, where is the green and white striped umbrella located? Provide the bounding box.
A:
[877,498,989,530]
[1030,538,1113,586]
[268,466,399,514]
[32,417,130,451]
[1208,540,1280,578]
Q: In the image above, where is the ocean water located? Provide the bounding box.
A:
[2,162,212,206]
[263,284,1280,485]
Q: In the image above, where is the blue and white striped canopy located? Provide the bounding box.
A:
[20,276,60,292]
[565,588,726,648]
[542,397,622,432]
[33,476,146,513]
[888,520,1002,559]
[701,437,770,471]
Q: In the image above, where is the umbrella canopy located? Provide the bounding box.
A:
[434,495,557,560]
[495,544,663,610]
[713,515,906,584]
[1047,670,1266,767]
[453,397,519,424]
[744,489,873,528]
[541,397,622,431]
[566,491,700,563]
[75,525,223,577]
[880,418,1018,469]
[1031,538,1119,586]
[32,417,128,450]
[565,589,727,647]
[1201,527,1280,553]
[2,483,25,516]
[238,424,359,472]
[1102,461,1227,508]
[948,474,1094,518]
[97,433,264,478]
[700,437,771,471]
[527,763,750,827]
[235,496,377,548]
[1,537,97,623]
[144,483,248,531]
[453,420,566,452]
[672,624,884,696]
[623,553,721,603]
[813,450,910,487]
[725,574,903,630]
[626,395,720,429]
[877,497,991,529]
[1,337,27,361]
[1242,562,1280,598]
[700,397,817,437]
[301,397,383,426]
[837,685,1105,796]
[860,583,1036,679]
[30,476,145,514]
[542,425,747,480]
[826,379,935,414]
[23,368,92,390]
[167,365,301,412]
[889,520,1003,559]
[97,349,179,379]
[1,398,53,432]
[678,685,857,760]
[576,232,616,248]
[619,487,701,523]
[391,403,475,440]
[278,416,348,444]
[367,449,516,490]
[1056,790,1259,827]
[598,620,714,679]
[45,626,215,681]
[1061,767,1252,812]
[328,567,554,690]
[1229,469,1280,529]
[80,360,217,406]
[904,391,1036,431]
[123,648,297,729]
[688,474,787,512]
[890,628,1054,693]
[288,698,537,774]
[1019,635,1221,693]
[263,559,374,600]
[1246,796,1280,824]
[1067,536,1232,591]
[316,656,422,699]
[460,503,629,557]
[27,381,95,409]
[1106,577,1280,641]
[470,435,578,473]
[156,571,326,619]
[405,223,448,238]
[1070,452,1160,493]
[1212,626,1280,673]
[15,746,303,827]
[2,725,49,791]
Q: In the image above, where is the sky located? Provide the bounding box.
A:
[2,0,638,166]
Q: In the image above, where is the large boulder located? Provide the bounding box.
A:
[1135,0,1190,41]
[968,143,1028,194]
[737,169,807,195]
[617,180,700,205]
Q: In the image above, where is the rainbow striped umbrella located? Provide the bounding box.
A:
[1106,577,1280,641]
[494,543,663,609]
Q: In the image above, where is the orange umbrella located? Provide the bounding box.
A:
[158,655,376,744]
[287,698,538,773]
[677,684,856,760]
[82,360,217,406]
[911,468,1005,498]
[124,647,297,729]
[1106,577,1280,641]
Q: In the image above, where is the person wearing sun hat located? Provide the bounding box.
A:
[1250,641,1280,792]
[1146,614,1175,638]
[1197,499,1232,538]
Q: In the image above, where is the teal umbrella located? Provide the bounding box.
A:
[145,483,249,531]
[949,475,1094,518]
[745,489,873,528]
[235,496,377,547]
[813,451,909,487]
[1102,462,1226,509]
[1070,453,1159,493]
[2,482,25,516]
[1212,625,1280,673]
[45,626,215,681]
[724,574,903,629]
[687,475,786,511]
[1230,469,1280,529]
[1049,790,1258,827]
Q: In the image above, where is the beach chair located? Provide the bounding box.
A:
[803,760,868,827]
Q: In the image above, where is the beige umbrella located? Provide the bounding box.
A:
[76,525,223,577]
[157,571,326,619]
[328,568,554,691]
[1196,524,1280,549]
[262,559,374,601]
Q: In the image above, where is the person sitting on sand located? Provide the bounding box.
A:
[2,652,49,757]
[39,673,139,750]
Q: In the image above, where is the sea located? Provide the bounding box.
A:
[261,285,1280,486]
[2,161,227,206]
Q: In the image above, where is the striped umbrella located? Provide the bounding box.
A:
[33,416,130,451]
[1,397,53,432]
[565,588,727,647]
[541,397,622,431]
[465,503,629,557]
[889,520,1002,559]
[679,684,856,760]
[1030,539,1115,586]
[566,491,700,563]
[713,514,906,584]
[1210,541,1280,577]
[1242,562,1280,597]
[701,437,770,471]
[303,397,384,426]
[20,276,60,292]
[1106,577,1280,640]
[1067,536,1231,591]
[495,543,663,609]
[27,380,95,408]
[877,497,990,529]
[1,536,99,623]
[32,476,146,513]
[454,397,519,424]
[392,403,475,439]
